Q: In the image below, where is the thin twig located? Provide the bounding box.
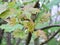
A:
[40,29,60,45]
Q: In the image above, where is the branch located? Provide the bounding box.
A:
[40,29,60,45]
[35,24,60,31]
[25,32,32,45]
[25,1,40,45]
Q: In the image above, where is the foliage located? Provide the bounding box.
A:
[0,0,60,45]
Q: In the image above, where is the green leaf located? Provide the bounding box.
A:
[8,2,15,8]
[12,30,26,39]
[32,31,37,40]
[35,22,49,29]
[42,4,49,11]
[0,3,8,14]
[25,12,31,19]
[0,10,10,19]
[48,38,57,45]
[0,24,23,32]
[49,27,60,32]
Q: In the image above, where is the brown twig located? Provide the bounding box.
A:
[40,29,60,45]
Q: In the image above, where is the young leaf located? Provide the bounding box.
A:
[12,30,26,39]
[32,30,47,41]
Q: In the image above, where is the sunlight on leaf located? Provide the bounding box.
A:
[0,3,8,14]
[8,2,15,8]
